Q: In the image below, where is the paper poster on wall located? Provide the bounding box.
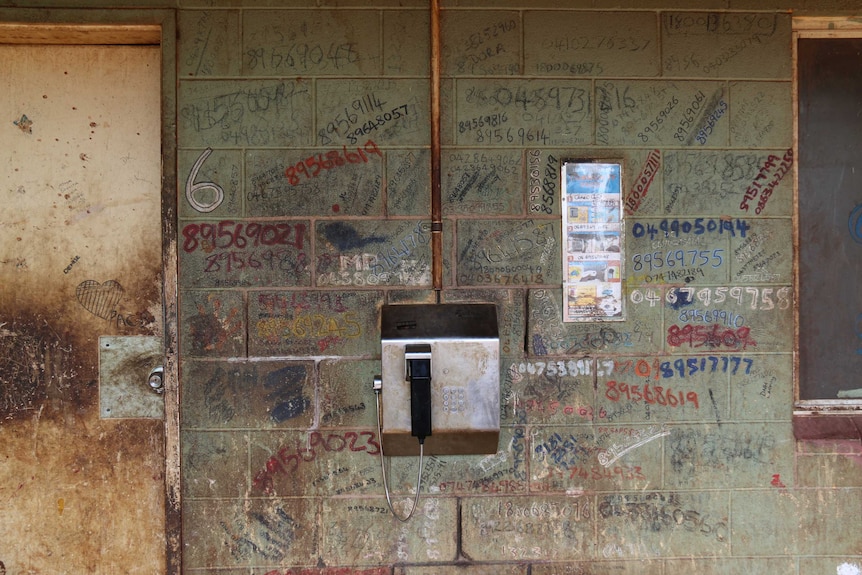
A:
[561,160,624,322]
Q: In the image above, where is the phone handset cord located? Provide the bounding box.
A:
[375,385,424,522]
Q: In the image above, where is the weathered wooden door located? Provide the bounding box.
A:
[0,35,169,574]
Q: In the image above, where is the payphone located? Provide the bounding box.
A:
[372,303,501,520]
[376,303,500,456]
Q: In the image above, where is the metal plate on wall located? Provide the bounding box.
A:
[99,336,163,419]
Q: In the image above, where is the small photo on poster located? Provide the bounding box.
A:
[565,163,621,196]
[567,196,620,224]
[605,261,621,282]
[567,203,591,223]
[594,198,621,224]
[567,231,620,254]
[567,260,607,283]
[596,283,623,317]
[566,283,623,320]
[567,285,600,317]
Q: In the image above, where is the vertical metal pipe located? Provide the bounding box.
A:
[430,0,443,299]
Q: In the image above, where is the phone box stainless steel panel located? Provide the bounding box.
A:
[380,303,500,456]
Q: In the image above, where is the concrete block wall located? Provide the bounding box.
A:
[174,3,862,574]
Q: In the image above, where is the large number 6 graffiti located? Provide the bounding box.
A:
[186,147,224,213]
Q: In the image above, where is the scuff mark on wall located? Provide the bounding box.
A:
[13,114,32,133]
[0,313,84,422]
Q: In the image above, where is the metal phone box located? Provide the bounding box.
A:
[380,303,500,456]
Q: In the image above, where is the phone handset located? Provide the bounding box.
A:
[405,344,432,444]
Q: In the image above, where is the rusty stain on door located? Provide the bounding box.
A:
[0,41,167,573]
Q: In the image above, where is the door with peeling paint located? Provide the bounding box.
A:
[0,44,166,573]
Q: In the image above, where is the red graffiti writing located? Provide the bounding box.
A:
[740,148,793,214]
[666,324,756,351]
[625,149,661,215]
[182,220,306,253]
[253,431,380,494]
[284,140,382,185]
[605,381,700,409]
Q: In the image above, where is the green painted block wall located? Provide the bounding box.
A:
[172,4,862,574]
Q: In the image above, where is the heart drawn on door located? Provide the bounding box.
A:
[76,279,124,320]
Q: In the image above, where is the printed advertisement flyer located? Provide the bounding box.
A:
[562,161,624,321]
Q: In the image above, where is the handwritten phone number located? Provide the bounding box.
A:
[474,127,549,145]
[458,112,508,133]
[284,140,382,185]
[318,93,385,145]
[245,42,359,72]
[347,105,411,144]
[632,218,750,239]
[438,478,523,494]
[562,328,639,351]
[678,308,744,327]
[672,90,706,142]
[632,248,724,272]
[478,518,576,539]
[204,249,308,274]
[182,221,306,253]
[638,96,679,142]
[465,19,517,50]
[316,268,427,287]
[465,85,588,113]
[695,100,728,145]
[528,150,558,215]
[667,324,755,350]
[567,465,646,481]
[459,273,544,285]
[253,430,379,493]
[515,359,591,377]
[608,355,753,379]
[515,399,606,421]
[598,497,727,542]
[666,286,792,309]
[606,380,699,409]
